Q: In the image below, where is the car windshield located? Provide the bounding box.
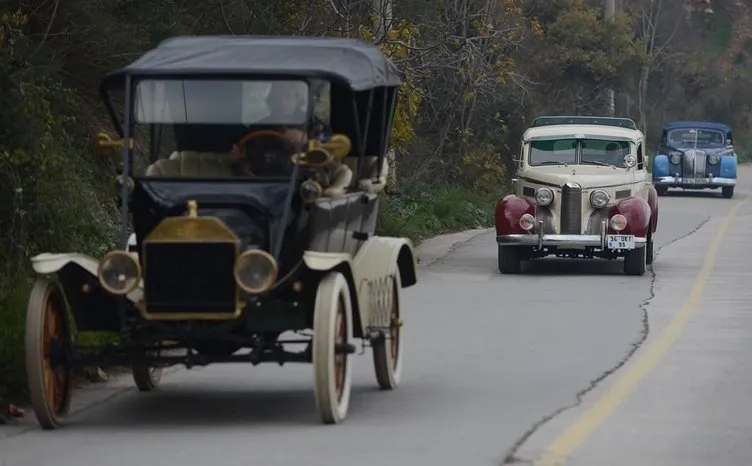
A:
[132,79,333,179]
[529,139,631,167]
[667,128,725,149]
[135,79,309,125]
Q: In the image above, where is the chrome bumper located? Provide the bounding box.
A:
[496,221,646,250]
[654,176,736,187]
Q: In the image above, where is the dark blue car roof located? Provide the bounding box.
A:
[663,120,732,133]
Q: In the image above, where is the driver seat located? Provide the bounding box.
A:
[146,151,234,177]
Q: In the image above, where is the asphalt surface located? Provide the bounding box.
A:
[2,167,752,466]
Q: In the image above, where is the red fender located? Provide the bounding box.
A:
[607,196,652,237]
[647,185,659,233]
[495,195,535,236]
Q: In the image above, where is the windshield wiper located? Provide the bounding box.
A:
[536,161,569,166]
[583,160,615,167]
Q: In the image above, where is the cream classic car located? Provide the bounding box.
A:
[495,116,659,276]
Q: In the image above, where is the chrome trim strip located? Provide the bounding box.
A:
[654,176,736,186]
[497,233,646,248]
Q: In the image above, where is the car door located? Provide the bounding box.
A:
[633,140,650,199]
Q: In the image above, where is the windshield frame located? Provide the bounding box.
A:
[526,136,635,168]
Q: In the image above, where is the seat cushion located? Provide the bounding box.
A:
[145,151,233,177]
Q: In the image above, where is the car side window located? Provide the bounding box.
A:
[637,143,644,170]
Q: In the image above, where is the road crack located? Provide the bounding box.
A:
[501,216,710,465]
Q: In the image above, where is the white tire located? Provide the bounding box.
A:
[313,271,354,424]
[372,272,403,389]
[26,279,73,430]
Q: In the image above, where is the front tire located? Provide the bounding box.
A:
[655,185,668,196]
[498,245,522,274]
[313,272,354,424]
[372,273,403,390]
[722,186,734,199]
[645,232,655,265]
[25,279,73,430]
[624,246,647,276]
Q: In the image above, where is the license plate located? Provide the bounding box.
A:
[607,235,635,250]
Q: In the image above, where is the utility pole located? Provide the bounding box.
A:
[605,0,616,116]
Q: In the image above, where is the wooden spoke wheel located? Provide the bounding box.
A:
[372,272,403,390]
[25,279,73,430]
[132,347,163,392]
[313,272,353,424]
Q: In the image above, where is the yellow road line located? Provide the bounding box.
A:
[535,197,750,466]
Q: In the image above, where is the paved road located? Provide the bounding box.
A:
[2,167,752,466]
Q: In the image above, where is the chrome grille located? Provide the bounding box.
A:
[560,183,582,234]
[683,149,707,178]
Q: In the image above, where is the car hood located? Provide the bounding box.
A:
[520,165,630,189]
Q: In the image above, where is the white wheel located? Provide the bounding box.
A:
[372,272,403,389]
[25,279,73,430]
[313,272,353,424]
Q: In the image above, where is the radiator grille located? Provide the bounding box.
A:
[560,183,582,234]
[143,242,237,314]
[683,149,707,178]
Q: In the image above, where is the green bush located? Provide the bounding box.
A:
[377,185,506,242]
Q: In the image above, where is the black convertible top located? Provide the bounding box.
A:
[101,36,402,91]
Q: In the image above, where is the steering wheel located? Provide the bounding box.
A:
[231,129,305,177]
[233,129,304,154]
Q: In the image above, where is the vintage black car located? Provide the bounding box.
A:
[25,35,418,429]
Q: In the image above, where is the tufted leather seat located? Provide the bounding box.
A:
[145,151,234,177]
[343,155,390,193]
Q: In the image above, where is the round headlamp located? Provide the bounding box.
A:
[98,251,141,295]
[610,214,628,232]
[234,249,278,294]
[590,189,610,209]
[535,187,554,206]
[708,154,720,165]
[519,213,535,231]
[669,152,681,165]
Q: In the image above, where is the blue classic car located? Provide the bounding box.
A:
[652,120,737,198]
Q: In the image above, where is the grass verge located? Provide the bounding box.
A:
[377,185,503,243]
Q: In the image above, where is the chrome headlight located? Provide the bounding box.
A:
[98,251,141,295]
[669,152,681,165]
[708,154,720,165]
[590,189,610,209]
[535,187,554,206]
[234,249,278,294]
[610,214,627,231]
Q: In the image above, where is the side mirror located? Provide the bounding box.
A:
[624,154,637,168]
[91,131,133,156]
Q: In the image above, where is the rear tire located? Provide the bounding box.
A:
[722,186,734,199]
[132,348,163,392]
[655,185,668,196]
[372,273,403,390]
[645,233,655,266]
[624,246,647,276]
[498,245,522,274]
